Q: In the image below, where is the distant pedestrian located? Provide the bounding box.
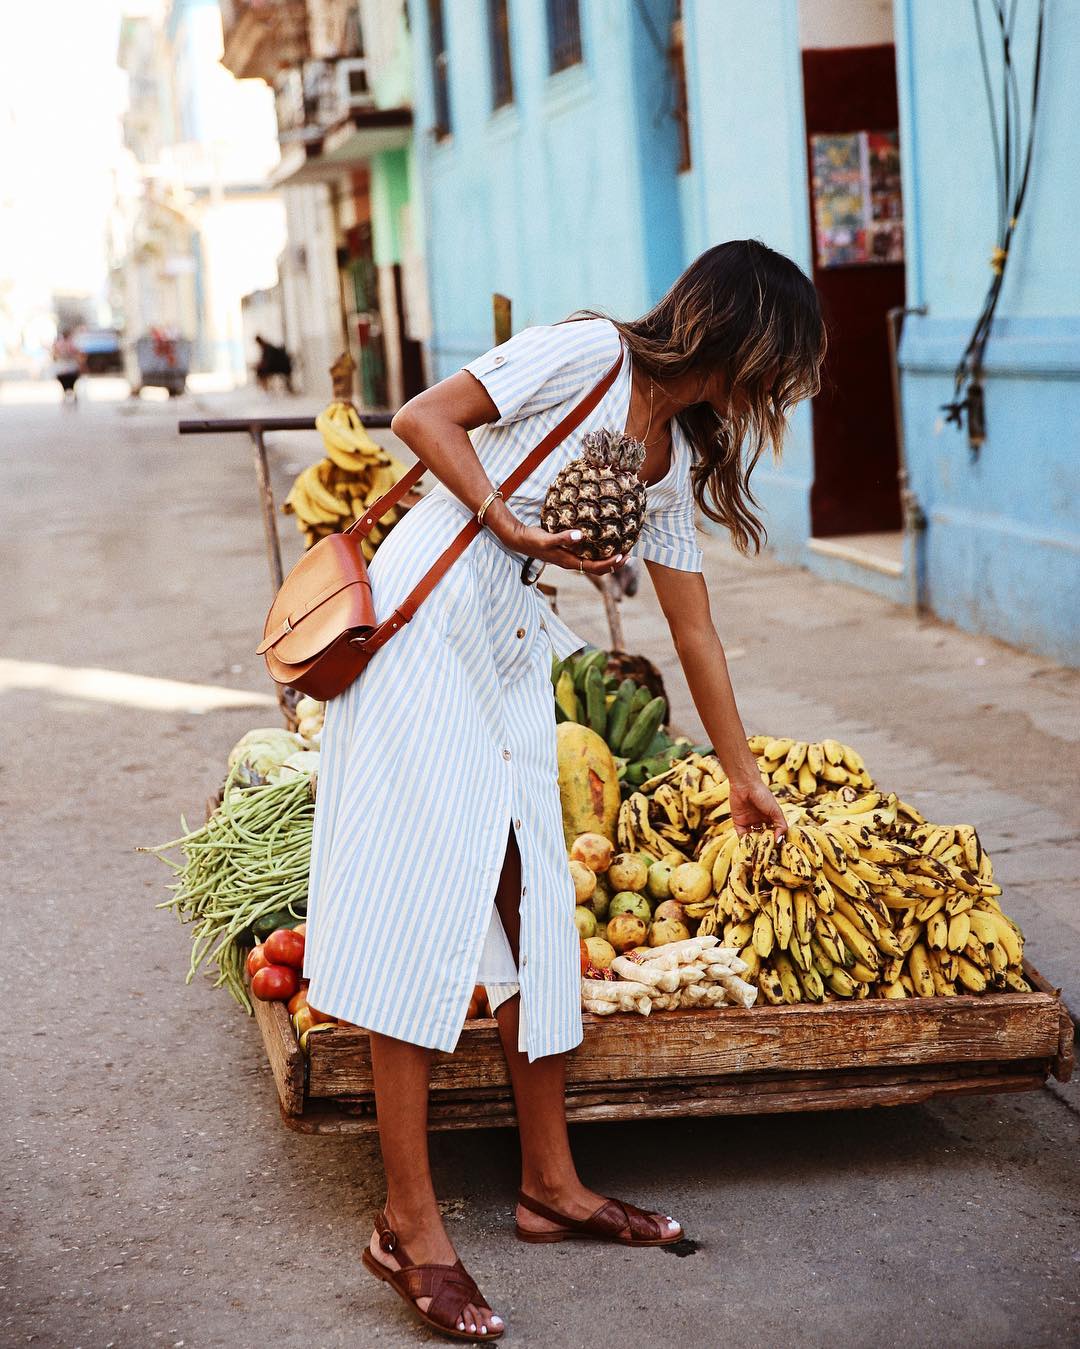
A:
[51,330,82,403]
[304,240,827,1341]
[253,335,294,393]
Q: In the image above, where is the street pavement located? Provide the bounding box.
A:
[2,377,1077,1348]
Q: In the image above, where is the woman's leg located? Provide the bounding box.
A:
[492,828,681,1239]
[367,1032,503,1335]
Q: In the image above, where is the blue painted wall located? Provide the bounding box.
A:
[677,0,817,562]
[407,0,1079,664]
[894,0,1080,665]
[407,0,686,376]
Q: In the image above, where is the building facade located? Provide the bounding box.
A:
[219,0,428,405]
[113,0,285,381]
[406,0,1078,666]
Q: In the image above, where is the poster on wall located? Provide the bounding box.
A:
[810,130,904,268]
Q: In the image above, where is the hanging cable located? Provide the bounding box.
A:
[940,0,1046,455]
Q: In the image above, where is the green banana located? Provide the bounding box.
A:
[619,696,668,763]
[628,684,653,716]
[606,678,638,752]
[583,666,608,737]
[572,647,607,692]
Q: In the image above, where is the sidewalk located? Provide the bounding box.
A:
[550,528,1080,1025]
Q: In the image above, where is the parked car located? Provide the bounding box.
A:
[74,327,124,375]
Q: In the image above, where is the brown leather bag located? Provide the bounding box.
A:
[257,349,624,700]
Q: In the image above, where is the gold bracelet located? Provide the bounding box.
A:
[476,487,504,526]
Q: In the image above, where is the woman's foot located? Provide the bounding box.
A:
[366,1208,504,1338]
[515,1180,681,1243]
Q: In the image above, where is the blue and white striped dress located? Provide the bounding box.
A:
[303,317,704,1061]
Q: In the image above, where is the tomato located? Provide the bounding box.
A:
[264,928,305,970]
[246,945,270,978]
[580,939,590,974]
[251,963,300,1002]
[308,1003,336,1025]
[287,984,310,1016]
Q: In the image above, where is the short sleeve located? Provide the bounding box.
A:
[462,318,621,426]
[634,432,704,573]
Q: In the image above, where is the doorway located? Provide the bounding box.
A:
[799,1,905,573]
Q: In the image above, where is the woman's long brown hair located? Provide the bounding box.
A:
[572,240,826,555]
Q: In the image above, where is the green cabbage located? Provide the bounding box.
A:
[226,728,307,786]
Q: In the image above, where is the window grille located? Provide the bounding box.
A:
[488,0,514,108]
[546,0,583,74]
[427,0,451,136]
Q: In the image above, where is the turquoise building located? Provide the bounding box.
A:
[407,1,1079,667]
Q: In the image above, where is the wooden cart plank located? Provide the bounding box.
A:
[280,1061,1053,1135]
[306,992,1063,1099]
[252,994,306,1116]
[1023,956,1075,1082]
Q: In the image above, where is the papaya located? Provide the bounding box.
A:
[556,722,621,847]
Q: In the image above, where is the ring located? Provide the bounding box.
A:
[579,560,584,574]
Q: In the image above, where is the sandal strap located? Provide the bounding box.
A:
[517,1190,663,1242]
[372,1213,488,1332]
[374,1208,416,1268]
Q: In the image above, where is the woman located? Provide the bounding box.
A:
[304,240,826,1341]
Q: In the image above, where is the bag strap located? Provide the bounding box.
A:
[350,346,625,660]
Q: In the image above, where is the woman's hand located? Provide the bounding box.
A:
[490,512,626,576]
[729,775,788,842]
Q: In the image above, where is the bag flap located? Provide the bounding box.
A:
[260,533,374,663]
[274,584,374,663]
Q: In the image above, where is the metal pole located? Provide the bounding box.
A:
[251,425,284,593]
[886,304,928,616]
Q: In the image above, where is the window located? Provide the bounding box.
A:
[427,0,451,137]
[546,0,582,74]
[488,0,514,109]
[670,0,691,172]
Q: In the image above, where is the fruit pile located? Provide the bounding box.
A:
[551,647,706,793]
[283,400,409,553]
[608,737,1030,1004]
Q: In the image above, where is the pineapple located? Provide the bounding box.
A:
[540,429,647,560]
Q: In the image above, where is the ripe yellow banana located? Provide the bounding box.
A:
[752,910,775,958]
[773,887,794,948]
[955,955,987,993]
[773,952,802,1003]
[907,943,936,997]
[946,911,971,953]
[926,911,948,950]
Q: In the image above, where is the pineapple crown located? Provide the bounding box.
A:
[580,427,647,472]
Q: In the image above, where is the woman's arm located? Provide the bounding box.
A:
[391,373,622,577]
[645,560,788,840]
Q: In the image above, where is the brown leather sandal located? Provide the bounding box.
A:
[515,1190,683,1247]
[360,1210,504,1342]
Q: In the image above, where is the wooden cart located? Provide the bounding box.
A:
[253,958,1073,1134]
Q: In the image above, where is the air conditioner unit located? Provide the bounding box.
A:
[336,58,373,111]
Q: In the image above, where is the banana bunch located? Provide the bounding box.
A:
[551,647,708,792]
[282,401,409,555]
[747,734,874,796]
[616,738,1031,1004]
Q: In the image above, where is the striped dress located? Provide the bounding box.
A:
[303,317,704,1061]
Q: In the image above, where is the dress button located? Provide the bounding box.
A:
[493,354,506,365]
[521,885,527,897]
[514,818,522,829]
[516,627,526,639]
[522,955,528,968]
[502,748,512,761]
